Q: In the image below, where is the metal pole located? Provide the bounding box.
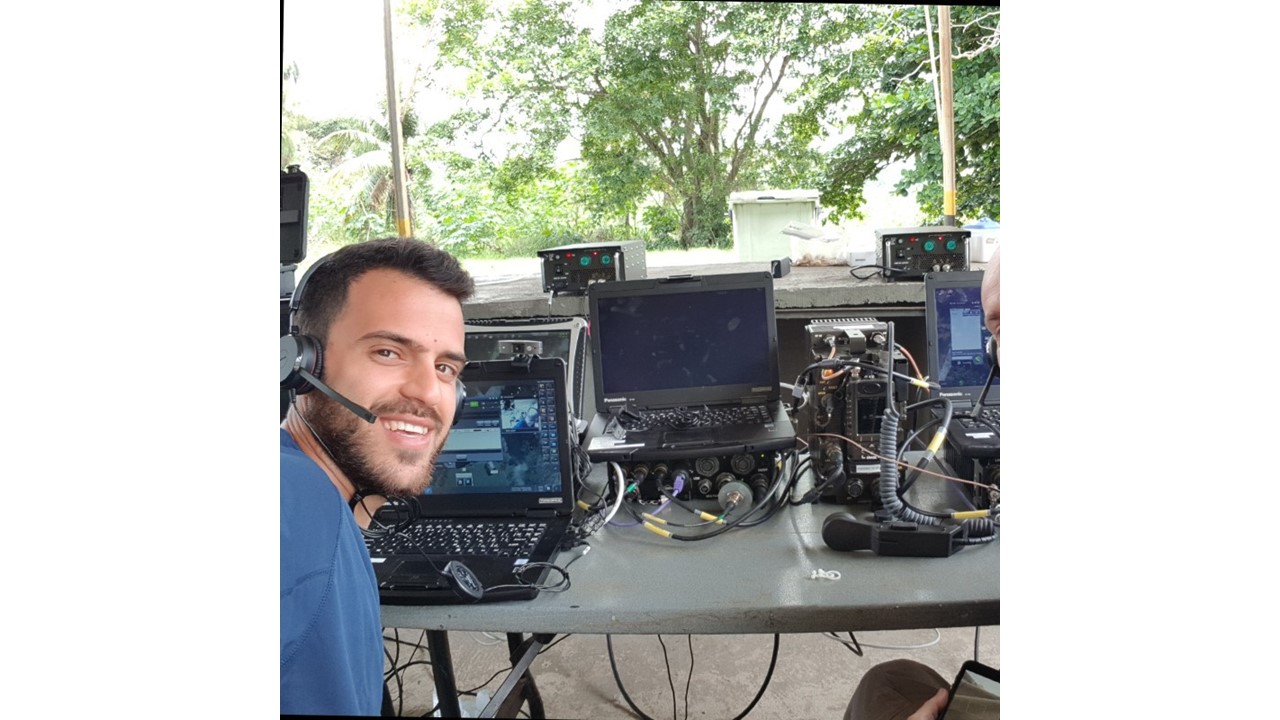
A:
[937,5,957,226]
[383,0,412,237]
[426,630,462,718]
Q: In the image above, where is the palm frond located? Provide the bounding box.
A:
[316,126,385,155]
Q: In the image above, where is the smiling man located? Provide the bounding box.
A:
[280,237,474,716]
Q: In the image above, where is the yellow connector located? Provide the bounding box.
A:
[697,511,726,525]
[927,431,946,453]
[643,522,674,539]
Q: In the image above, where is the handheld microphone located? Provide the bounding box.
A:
[296,368,377,424]
[969,336,999,417]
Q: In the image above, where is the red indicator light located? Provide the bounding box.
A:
[909,237,918,243]
[566,252,574,257]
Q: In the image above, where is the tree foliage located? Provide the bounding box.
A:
[431,0,848,249]
[787,5,1001,224]
[287,2,1001,255]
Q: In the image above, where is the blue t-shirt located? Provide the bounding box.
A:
[280,429,383,716]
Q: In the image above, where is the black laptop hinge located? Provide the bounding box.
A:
[527,509,557,519]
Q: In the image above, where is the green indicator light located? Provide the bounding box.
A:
[923,240,936,252]
[579,255,591,266]
[601,254,611,265]
[946,239,957,251]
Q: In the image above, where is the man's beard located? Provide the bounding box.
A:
[304,391,446,498]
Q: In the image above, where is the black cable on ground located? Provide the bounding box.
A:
[729,634,779,720]
[683,635,693,720]
[657,635,677,720]
[607,635,660,720]
[607,634,780,720]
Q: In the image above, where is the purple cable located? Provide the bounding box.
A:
[610,470,687,527]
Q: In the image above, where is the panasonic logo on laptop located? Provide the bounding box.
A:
[940,392,966,398]
[604,397,630,403]
[538,497,560,504]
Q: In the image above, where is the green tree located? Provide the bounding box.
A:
[431,0,846,249]
[786,5,1001,224]
[310,107,422,244]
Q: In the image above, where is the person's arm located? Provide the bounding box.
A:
[907,688,951,720]
[980,247,1000,360]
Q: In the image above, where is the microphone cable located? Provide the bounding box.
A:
[817,430,995,499]
[354,492,422,540]
[874,407,999,544]
[894,396,954,496]
[358,495,577,600]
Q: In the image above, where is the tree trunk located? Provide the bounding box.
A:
[679,196,696,249]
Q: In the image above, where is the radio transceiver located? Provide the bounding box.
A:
[875,227,969,281]
[537,240,647,297]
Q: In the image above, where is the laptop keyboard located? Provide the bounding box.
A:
[366,519,548,558]
[622,404,772,431]
[957,407,1000,434]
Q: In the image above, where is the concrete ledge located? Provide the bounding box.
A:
[461,261,971,320]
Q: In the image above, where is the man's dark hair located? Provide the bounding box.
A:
[295,237,475,344]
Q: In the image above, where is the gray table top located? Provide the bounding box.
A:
[381,467,999,635]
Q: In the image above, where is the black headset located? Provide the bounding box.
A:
[280,253,467,423]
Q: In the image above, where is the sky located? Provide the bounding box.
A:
[283,0,387,119]
[283,0,620,122]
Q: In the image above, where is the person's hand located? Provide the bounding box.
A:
[905,688,950,720]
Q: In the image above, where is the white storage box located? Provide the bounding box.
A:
[963,218,1001,263]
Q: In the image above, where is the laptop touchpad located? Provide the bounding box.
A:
[388,561,449,589]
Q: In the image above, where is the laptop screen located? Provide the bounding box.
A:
[927,274,999,393]
[590,273,780,410]
[417,359,571,516]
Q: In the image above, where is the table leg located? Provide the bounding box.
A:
[505,633,546,719]
[426,630,461,718]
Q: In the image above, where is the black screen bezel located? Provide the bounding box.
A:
[939,659,1000,720]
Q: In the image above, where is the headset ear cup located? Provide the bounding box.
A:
[453,379,466,426]
[281,334,324,394]
[985,335,998,371]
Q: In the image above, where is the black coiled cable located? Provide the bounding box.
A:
[876,409,938,526]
